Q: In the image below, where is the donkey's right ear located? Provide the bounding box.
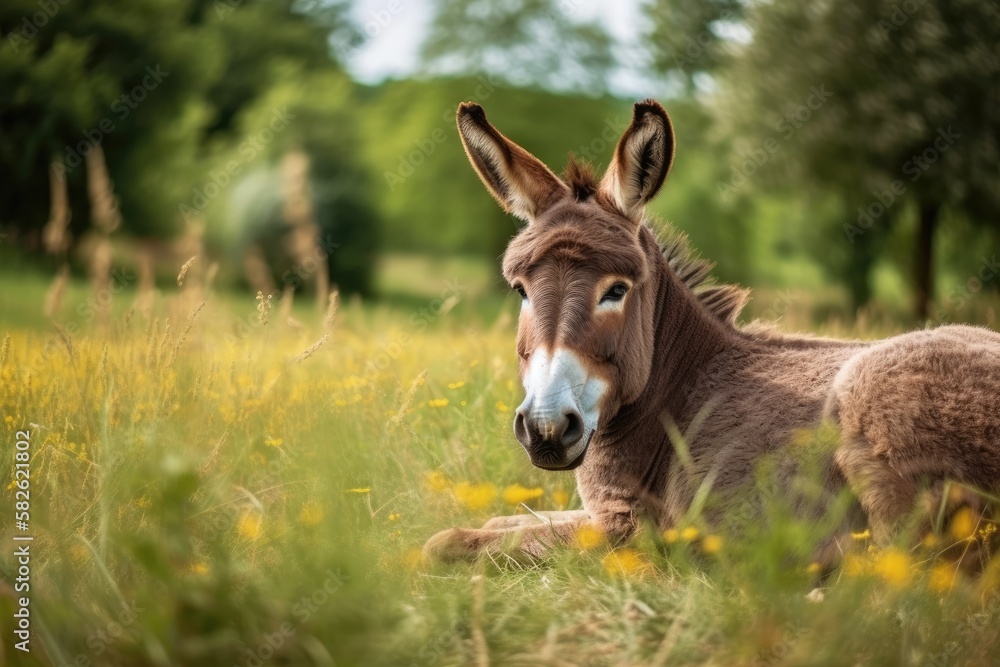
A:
[457,102,569,223]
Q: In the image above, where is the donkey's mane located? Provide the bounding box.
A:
[657,231,750,327]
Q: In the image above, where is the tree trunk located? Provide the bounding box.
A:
[914,199,940,321]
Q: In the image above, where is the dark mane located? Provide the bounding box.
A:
[563,156,599,201]
[655,227,750,326]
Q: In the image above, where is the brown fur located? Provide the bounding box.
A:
[424,100,1000,563]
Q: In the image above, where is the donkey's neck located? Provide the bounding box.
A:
[651,253,737,422]
[607,235,740,438]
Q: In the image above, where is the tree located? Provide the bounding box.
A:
[713,0,1000,318]
[421,0,614,94]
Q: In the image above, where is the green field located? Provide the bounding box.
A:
[2,266,1000,667]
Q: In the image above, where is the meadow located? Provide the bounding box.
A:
[2,262,1000,667]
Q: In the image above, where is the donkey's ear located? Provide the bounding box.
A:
[599,100,675,220]
[457,102,569,222]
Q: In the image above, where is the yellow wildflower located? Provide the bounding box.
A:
[806,562,822,575]
[662,529,680,544]
[388,512,401,521]
[237,513,262,540]
[875,548,912,587]
[427,398,449,408]
[950,507,977,541]
[345,487,371,494]
[552,489,570,509]
[681,526,699,542]
[453,482,497,510]
[425,470,451,493]
[495,400,510,413]
[299,502,324,527]
[264,436,283,447]
[468,359,479,368]
[602,549,648,577]
[702,535,723,555]
[929,563,957,594]
[502,484,544,506]
[851,529,871,540]
[922,533,939,549]
[843,553,869,578]
[978,522,997,541]
[189,562,209,576]
[574,525,606,550]
[447,381,465,389]
[403,548,425,570]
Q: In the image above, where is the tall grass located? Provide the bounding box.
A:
[1,281,1000,666]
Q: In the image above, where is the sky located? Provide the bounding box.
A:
[345,0,652,98]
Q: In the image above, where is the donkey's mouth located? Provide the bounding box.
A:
[530,431,593,471]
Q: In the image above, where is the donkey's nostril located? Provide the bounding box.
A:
[561,410,584,447]
[514,410,529,446]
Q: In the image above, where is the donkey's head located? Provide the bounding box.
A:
[457,100,675,470]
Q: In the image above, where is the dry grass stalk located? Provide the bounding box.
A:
[0,333,10,367]
[390,370,427,426]
[204,262,220,292]
[243,245,275,296]
[167,302,206,368]
[85,145,121,234]
[133,247,155,318]
[279,285,295,321]
[256,291,273,326]
[323,291,339,332]
[177,256,198,287]
[44,264,70,318]
[294,334,328,363]
[43,158,71,256]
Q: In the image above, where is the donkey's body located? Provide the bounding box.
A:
[424,100,1000,562]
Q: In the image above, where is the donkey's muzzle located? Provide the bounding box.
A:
[514,408,587,470]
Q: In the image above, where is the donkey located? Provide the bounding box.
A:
[423,99,1000,563]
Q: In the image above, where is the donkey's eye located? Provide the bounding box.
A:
[513,284,528,300]
[600,283,629,304]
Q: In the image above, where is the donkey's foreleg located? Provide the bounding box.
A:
[481,509,590,530]
[423,510,620,562]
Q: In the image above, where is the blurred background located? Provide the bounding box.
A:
[1,0,998,330]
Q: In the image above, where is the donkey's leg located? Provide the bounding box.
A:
[481,510,589,530]
[423,514,594,562]
[834,436,923,541]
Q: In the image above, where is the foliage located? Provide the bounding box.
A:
[0,0,378,294]
[2,277,1000,665]
[421,0,614,93]
[712,0,1000,314]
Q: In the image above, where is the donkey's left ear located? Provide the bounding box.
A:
[599,100,675,220]
[457,102,569,222]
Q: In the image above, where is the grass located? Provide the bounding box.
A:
[2,268,1000,667]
